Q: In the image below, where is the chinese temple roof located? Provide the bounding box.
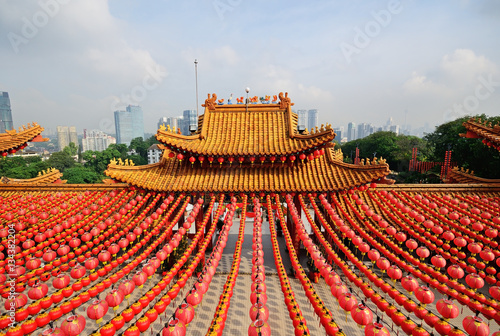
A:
[461,117,500,151]
[156,93,335,157]
[446,166,500,185]
[0,122,47,154]
[0,168,65,185]
[105,148,391,193]
[106,93,391,192]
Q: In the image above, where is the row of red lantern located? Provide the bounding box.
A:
[192,196,240,336]
[0,191,158,294]
[410,192,500,254]
[342,192,500,325]
[168,148,326,166]
[304,194,400,334]
[99,195,219,336]
[368,191,499,289]
[312,194,440,334]
[455,194,500,227]
[0,190,106,259]
[6,189,106,241]
[284,195,346,334]
[429,192,500,232]
[248,198,271,336]
[405,191,499,253]
[159,195,224,336]
[374,192,496,294]
[344,192,500,318]
[266,195,316,336]
[0,192,174,329]
[1,214,170,335]
[1,189,137,270]
[79,194,195,335]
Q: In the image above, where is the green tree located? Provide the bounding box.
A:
[63,142,78,157]
[425,114,500,178]
[46,151,76,172]
[63,166,102,184]
[129,136,159,162]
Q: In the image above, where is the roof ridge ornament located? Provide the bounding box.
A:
[278,92,294,109]
[202,93,218,110]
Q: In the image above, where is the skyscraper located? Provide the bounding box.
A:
[347,122,356,142]
[57,126,78,151]
[181,110,197,135]
[307,109,318,131]
[82,129,116,152]
[296,110,307,129]
[0,92,13,133]
[114,105,144,145]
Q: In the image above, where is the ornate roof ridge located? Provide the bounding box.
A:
[0,167,65,185]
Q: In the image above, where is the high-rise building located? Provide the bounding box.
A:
[296,110,307,129]
[347,122,356,142]
[357,123,374,139]
[333,127,344,141]
[114,105,144,145]
[157,117,168,131]
[82,129,116,152]
[0,92,13,133]
[181,110,197,135]
[307,109,318,131]
[57,126,78,151]
[158,116,182,132]
[167,117,181,131]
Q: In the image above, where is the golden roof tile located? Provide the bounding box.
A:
[156,94,335,157]
[104,148,390,192]
[0,122,47,153]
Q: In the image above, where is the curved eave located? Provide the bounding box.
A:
[0,169,64,185]
[0,124,46,153]
[446,168,500,185]
[104,148,390,193]
[461,120,500,151]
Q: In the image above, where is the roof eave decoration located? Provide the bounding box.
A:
[104,147,391,193]
[446,166,500,185]
[461,118,500,151]
[0,122,47,155]
[0,168,65,185]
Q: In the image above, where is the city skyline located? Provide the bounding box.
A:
[1,1,500,134]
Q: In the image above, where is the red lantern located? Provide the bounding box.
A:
[436,299,459,319]
[415,286,435,305]
[248,319,271,336]
[351,303,373,327]
[401,276,419,294]
[365,322,390,336]
[162,318,186,336]
[462,315,489,336]
[60,315,86,336]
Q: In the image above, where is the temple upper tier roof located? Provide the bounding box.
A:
[156,93,336,157]
[460,117,500,151]
[105,148,391,192]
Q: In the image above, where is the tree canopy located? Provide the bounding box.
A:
[424,114,500,178]
[340,131,429,171]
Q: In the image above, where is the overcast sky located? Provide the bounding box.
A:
[1,0,500,135]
